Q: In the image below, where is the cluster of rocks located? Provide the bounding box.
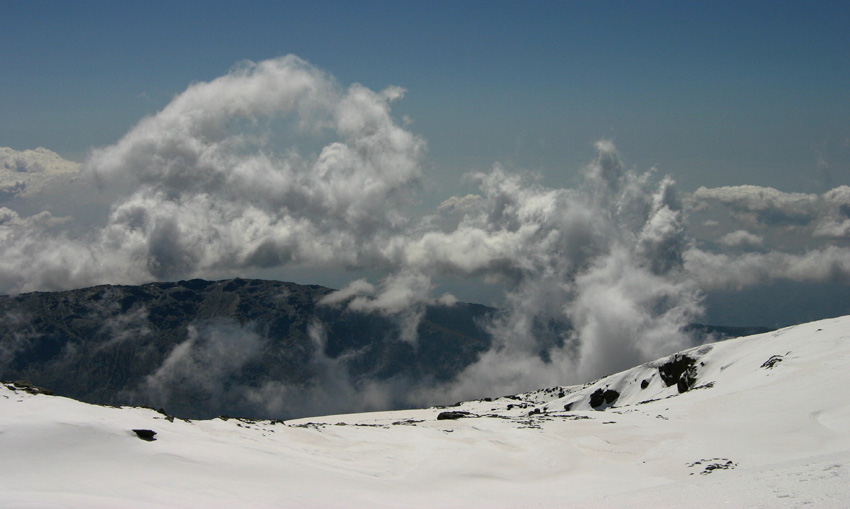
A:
[2,380,53,395]
[657,354,699,393]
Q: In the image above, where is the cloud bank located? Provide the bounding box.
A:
[3,55,850,412]
[687,184,850,290]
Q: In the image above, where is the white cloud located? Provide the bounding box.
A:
[692,185,818,226]
[140,319,266,413]
[85,57,423,235]
[319,278,376,306]
[814,220,850,238]
[346,272,433,316]
[239,321,413,418]
[720,229,764,247]
[689,184,850,255]
[322,272,434,343]
[691,184,850,238]
[814,186,850,238]
[406,142,702,400]
[0,147,80,199]
[684,246,850,291]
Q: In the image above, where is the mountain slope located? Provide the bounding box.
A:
[0,278,494,419]
[0,278,765,420]
[2,315,849,507]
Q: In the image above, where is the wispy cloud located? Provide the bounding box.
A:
[138,319,266,416]
[720,229,763,248]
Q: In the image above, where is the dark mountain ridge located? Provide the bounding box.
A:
[0,278,771,420]
[0,278,494,419]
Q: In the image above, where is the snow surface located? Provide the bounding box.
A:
[2,315,850,507]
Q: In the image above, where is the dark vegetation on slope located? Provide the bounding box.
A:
[0,278,493,418]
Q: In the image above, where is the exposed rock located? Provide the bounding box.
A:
[677,366,698,393]
[4,380,53,395]
[132,429,157,441]
[436,411,473,420]
[687,458,737,475]
[761,354,785,369]
[657,354,697,387]
[656,353,703,394]
[701,460,736,474]
[392,419,424,426]
[589,389,619,408]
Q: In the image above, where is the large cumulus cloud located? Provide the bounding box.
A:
[0,56,424,293]
[404,142,702,401]
[87,56,424,276]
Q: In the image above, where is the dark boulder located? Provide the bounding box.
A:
[677,367,698,393]
[436,411,473,420]
[589,388,620,409]
[658,354,697,387]
[132,429,157,441]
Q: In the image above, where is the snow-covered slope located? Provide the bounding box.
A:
[2,316,849,507]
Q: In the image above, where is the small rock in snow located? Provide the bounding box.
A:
[132,429,157,441]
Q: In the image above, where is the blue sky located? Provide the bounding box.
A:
[3,1,848,192]
[1,1,850,330]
